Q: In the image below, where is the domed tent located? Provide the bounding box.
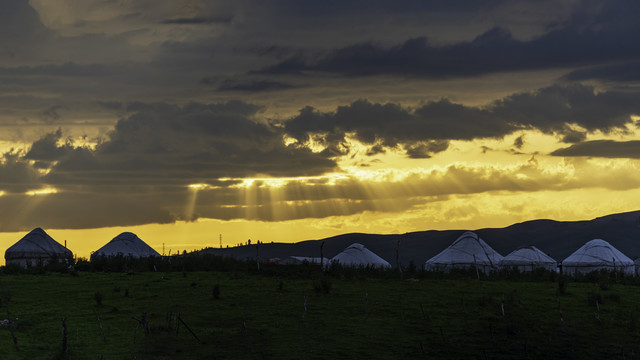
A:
[91,232,160,260]
[331,243,391,268]
[424,231,503,274]
[5,228,72,267]
[499,246,557,272]
[562,239,634,275]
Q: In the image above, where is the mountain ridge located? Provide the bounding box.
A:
[200,210,640,267]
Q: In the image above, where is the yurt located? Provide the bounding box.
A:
[91,232,160,260]
[331,243,391,268]
[5,228,72,267]
[561,239,634,275]
[499,246,557,272]
[424,231,503,273]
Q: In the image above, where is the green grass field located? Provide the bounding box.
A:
[0,269,639,359]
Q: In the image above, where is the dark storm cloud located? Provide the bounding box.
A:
[0,192,177,232]
[0,63,110,77]
[563,61,640,82]
[551,140,640,158]
[284,84,640,157]
[161,16,233,25]
[260,0,640,79]
[405,141,450,159]
[267,0,503,17]
[560,130,587,144]
[215,79,297,92]
[24,129,73,162]
[0,151,43,193]
[513,136,524,149]
[42,101,336,188]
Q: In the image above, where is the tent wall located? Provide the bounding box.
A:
[563,264,635,276]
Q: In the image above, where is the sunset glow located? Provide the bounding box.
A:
[0,1,639,262]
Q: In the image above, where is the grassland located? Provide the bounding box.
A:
[0,267,639,359]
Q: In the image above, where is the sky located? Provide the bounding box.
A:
[1,0,640,260]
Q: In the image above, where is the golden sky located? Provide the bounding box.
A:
[1,1,640,262]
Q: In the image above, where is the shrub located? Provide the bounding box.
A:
[313,277,332,294]
[598,276,612,291]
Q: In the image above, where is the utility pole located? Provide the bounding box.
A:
[219,234,222,249]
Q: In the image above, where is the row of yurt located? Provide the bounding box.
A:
[424,231,637,275]
[5,228,160,268]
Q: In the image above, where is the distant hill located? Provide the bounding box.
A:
[200,210,640,267]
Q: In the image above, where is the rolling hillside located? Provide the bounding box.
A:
[201,210,640,267]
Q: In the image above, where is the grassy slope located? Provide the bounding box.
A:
[0,272,639,359]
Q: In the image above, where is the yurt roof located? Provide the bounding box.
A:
[425,231,503,266]
[562,239,633,267]
[331,243,391,267]
[500,246,557,266]
[92,232,160,258]
[5,228,72,260]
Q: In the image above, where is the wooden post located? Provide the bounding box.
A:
[557,297,564,323]
[302,296,308,322]
[501,294,505,318]
[178,315,202,343]
[94,309,107,342]
[419,341,427,359]
[62,317,68,354]
[473,254,480,280]
[320,241,325,270]
[364,292,369,321]
[242,307,246,335]
[256,242,260,272]
[396,239,403,280]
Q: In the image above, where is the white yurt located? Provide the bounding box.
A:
[561,239,634,275]
[424,231,503,273]
[5,228,72,267]
[91,232,160,260]
[331,243,391,268]
[499,246,557,272]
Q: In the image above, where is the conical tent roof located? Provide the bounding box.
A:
[562,239,634,275]
[331,243,391,268]
[499,246,557,271]
[92,232,160,258]
[425,231,503,271]
[5,227,72,261]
